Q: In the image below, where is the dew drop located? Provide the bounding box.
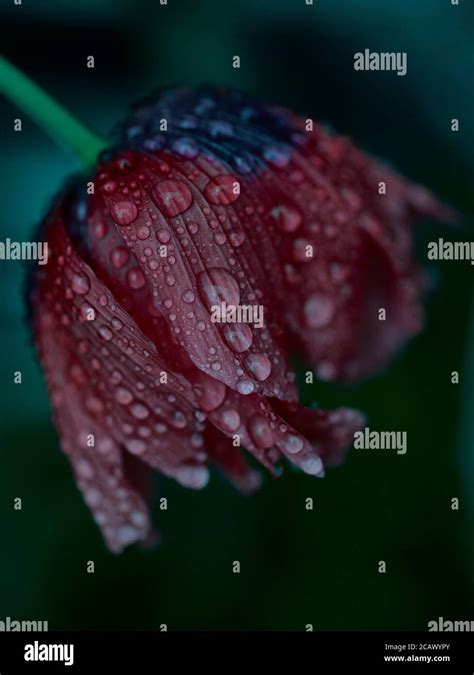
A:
[126,268,146,290]
[330,263,349,284]
[72,273,90,295]
[248,415,274,449]
[236,378,255,395]
[175,465,209,489]
[172,137,199,159]
[204,174,240,205]
[76,459,94,479]
[131,402,150,420]
[263,145,291,168]
[111,201,138,226]
[232,153,253,174]
[213,232,227,246]
[208,120,233,137]
[102,180,117,195]
[110,246,130,269]
[130,510,147,527]
[153,180,193,217]
[98,325,113,341]
[282,433,304,455]
[92,221,108,239]
[111,318,123,331]
[138,425,151,438]
[126,438,147,456]
[193,374,226,411]
[170,409,187,429]
[219,408,241,432]
[115,387,133,405]
[243,353,272,382]
[301,455,324,476]
[70,363,88,386]
[85,395,104,415]
[292,238,313,262]
[223,324,253,353]
[197,267,240,310]
[270,205,302,232]
[137,225,150,240]
[228,228,246,248]
[157,229,171,244]
[304,293,335,328]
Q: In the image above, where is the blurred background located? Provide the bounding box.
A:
[0,0,473,630]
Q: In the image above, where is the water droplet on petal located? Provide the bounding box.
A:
[208,120,233,137]
[219,409,241,432]
[157,229,171,243]
[131,402,150,420]
[72,273,90,295]
[244,353,272,381]
[304,293,335,328]
[248,415,274,449]
[127,268,146,290]
[130,510,147,527]
[292,238,313,262]
[91,221,108,239]
[170,409,187,429]
[236,378,255,395]
[70,363,88,386]
[116,524,140,545]
[270,205,302,232]
[76,459,94,479]
[175,465,209,489]
[282,434,304,455]
[102,180,117,195]
[126,438,147,456]
[232,153,253,174]
[98,325,113,341]
[137,225,150,240]
[111,201,138,226]
[213,232,227,246]
[110,246,130,269]
[223,324,253,353]
[263,145,291,168]
[317,361,336,381]
[172,137,199,159]
[204,174,240,205]
[330,263,350,284]
[85,395,104,415]
[193,374,226,411]
[182,289,195,304]
[283,263,302,285]
[228,228,246,247]
[153,180,193,217]
[115,387,133,405]
[300,455,324,476]
[197,267,240,310]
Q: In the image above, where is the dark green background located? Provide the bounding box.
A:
[0,0,473,630]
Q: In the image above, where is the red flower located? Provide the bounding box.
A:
[27,87,451,552]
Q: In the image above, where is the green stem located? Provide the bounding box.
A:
[0,56,107,166]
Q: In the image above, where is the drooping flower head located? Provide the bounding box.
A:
[27,86,451,552]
